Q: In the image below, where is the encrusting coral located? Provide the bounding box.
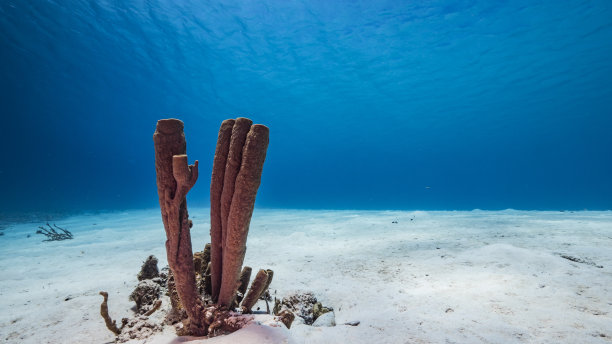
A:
[276,291,333,326]
[137,255,159,281]
[129,280,161,314]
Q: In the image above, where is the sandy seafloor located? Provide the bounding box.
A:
[0,209,611,344]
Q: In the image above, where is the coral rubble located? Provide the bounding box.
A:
[277,291,333,325]
[137,255,160,281]
[129,280,161,314]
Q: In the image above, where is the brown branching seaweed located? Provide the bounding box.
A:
[99,291,127,335]
[36,223,73,241]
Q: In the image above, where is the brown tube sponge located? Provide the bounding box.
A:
[261,269,274,298]
[204,262,212,296]
[231,266,253,309]
[209,119,235,301]
[237,266,253,300]
[240,269,269,313]
[220,118,253,259]
[153,119,206,335]
[217,124,269,307]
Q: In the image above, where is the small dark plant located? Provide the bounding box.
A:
[36,223,73,241]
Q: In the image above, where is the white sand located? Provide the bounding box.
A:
[0,209,611,343]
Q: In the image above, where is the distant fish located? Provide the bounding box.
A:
[425,186,431,189]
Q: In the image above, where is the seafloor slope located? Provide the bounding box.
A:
[0,209,610,343]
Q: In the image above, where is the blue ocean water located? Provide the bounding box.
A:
[1,0,611,213]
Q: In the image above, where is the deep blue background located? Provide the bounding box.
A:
[1,0,611,212]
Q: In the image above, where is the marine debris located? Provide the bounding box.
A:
[36,223,73,241]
